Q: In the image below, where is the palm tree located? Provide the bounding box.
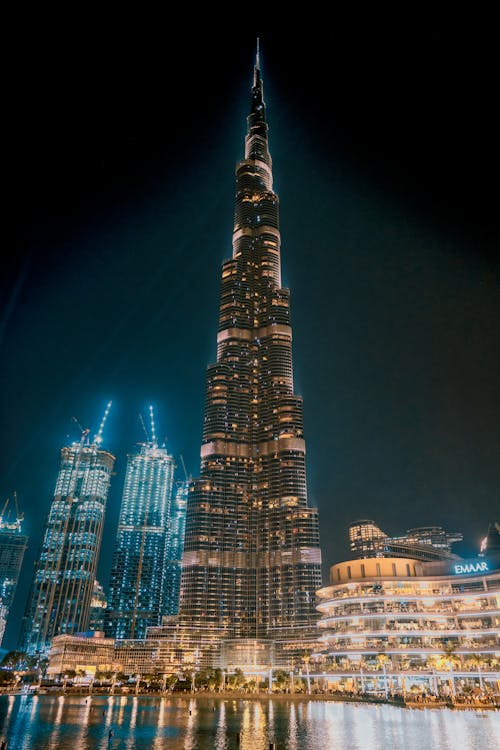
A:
[0,651,25,670]
[442,642,461,697]
[274,670,289,693]
[62,669,77,692]
[376,653,390,699]
[466,653,485,691]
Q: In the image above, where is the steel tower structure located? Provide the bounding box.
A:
[179,43,322,647]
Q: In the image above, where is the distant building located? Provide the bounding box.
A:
[105,419,175,641]
[88,580,107,632]
[480,521,500,556]
[348,519,463,562]
[162,479,188,617]
[21,404,115,656]
[0,495,28,647]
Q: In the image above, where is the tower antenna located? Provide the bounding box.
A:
[95,400,112,445]
[256,37,260,70]
[149,405,157,448]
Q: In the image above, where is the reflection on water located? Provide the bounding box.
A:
[0,694,499,750]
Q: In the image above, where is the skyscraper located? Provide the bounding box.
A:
[21,404,114,656]
[162,477,188,617]
[178,44,322,655]
[0,495,28,647]
[105,409,175,640]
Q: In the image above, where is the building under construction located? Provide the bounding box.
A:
[0,494,28,646]
[105,407,176,640]
[20,403,115,656]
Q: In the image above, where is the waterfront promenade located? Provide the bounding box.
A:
[1,692,499,750]
[2,684,498,711]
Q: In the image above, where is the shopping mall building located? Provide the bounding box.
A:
[314,552,500,696]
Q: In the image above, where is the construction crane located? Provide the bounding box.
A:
[0,492,23,527]
[71,416,90,443]
[179,454,191,483]
[139,412,150,443]
[94,400,112,445]
[149,405,157,448]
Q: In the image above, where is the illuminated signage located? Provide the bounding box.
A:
[453,561,489,575]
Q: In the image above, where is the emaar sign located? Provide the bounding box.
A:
[453,561,489,575]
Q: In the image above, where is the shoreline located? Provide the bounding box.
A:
[2,688,498,711]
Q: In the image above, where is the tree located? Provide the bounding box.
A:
[164,674,178,692]
[274,670,289,692]
[376,653,390,699]
[228,668,245,690]
[1,651,25,670]
[0,670,16,685]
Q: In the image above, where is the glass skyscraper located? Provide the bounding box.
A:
[0,496,28,646]
[178,44,322,651]
[105,436,175,640]
[21,407,115,655]
[162,478,188,617]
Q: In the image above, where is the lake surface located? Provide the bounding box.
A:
[1,694,499,749]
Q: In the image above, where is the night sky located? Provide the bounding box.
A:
[1,20,499,650]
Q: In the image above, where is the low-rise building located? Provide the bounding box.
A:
[47,632,119,678]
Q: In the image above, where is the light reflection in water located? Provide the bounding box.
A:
[184,697,197,750]
[104,695,113,729]
[288,701,299,750]
[215,698,227,749]
[29,694,39,723]
[125,697,138,750]
[117,694,127,726]
[0,695,498,750]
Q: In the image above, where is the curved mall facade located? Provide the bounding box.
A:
[314,554,500,695]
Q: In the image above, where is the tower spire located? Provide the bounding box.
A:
[256,37,260,71]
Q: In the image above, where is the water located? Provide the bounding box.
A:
[0,694,499,749]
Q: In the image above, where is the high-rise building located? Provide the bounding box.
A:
[178,43,322,657]
[162,478,188,617]
[0,494,28,646]
[88,579,108,632]
[348,519,463,561]
[105,412,175,641]
[480,521,500,556]
[21,404,114,656]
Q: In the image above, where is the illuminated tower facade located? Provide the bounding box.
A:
[21,404,115,655]
[0,495,28,646]
[163,478,188,617]
[179,45,322,645]
[105,413,175,640]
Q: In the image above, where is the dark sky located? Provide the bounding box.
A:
[1,19,499,650]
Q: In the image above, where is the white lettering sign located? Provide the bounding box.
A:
[453,561,489,575]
